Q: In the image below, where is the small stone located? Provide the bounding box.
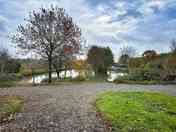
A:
[8,114,14,121]
[49,121,54,126]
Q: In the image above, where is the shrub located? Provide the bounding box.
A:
[114,74,163,85]
[120,69,145,81]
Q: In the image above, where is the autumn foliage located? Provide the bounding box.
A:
[129,51,176,81]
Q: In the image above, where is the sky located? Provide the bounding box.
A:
[0,0,176,60]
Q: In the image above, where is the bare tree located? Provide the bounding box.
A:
[120,46,136,57]
[119,46,136,64]
[171,39,176,54]
[12,6,81,83]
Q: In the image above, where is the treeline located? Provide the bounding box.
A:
[0,5,175,86]
[129,51,176,81]
[116,41,176,83]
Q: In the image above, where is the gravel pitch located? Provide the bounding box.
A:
[0,83,176,132]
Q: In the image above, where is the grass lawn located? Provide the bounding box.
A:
[0,96,23,122]
[96,92,176,132]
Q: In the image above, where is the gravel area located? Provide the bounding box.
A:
[0,83,176,132]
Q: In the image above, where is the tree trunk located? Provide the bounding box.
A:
[56,69,60,80]
[48,56,52,83]
[53,64,60,80]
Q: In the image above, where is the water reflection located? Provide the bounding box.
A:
[29,70,126,84]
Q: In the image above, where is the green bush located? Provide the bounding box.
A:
[114,75,162,85]
[128,68,145,81]
[113,75,129,83]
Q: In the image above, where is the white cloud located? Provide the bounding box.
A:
[96,15,112,24]
[148,0,168,9]
[0,0,150,58]
[114,1,127,16]
[138,0,176,17]
[0,0,176,59]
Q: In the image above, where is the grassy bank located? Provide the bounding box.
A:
[0,81,16,88]
[114,79,166,85]
[96,92,176,132]
[0,74,22,88]
[114,76,176,85]
[0,96,23,122]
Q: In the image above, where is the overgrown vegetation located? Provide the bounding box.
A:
[96,92,176,132]
[115,45,176,84]
[0,96,23,122]
[128,53,176,81]
[114,75,164,85]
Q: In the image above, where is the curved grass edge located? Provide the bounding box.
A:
[113,79,176,85]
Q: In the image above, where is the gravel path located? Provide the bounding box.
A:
[0,83,176,132]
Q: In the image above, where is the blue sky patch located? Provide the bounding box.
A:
[0,0,176,60]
